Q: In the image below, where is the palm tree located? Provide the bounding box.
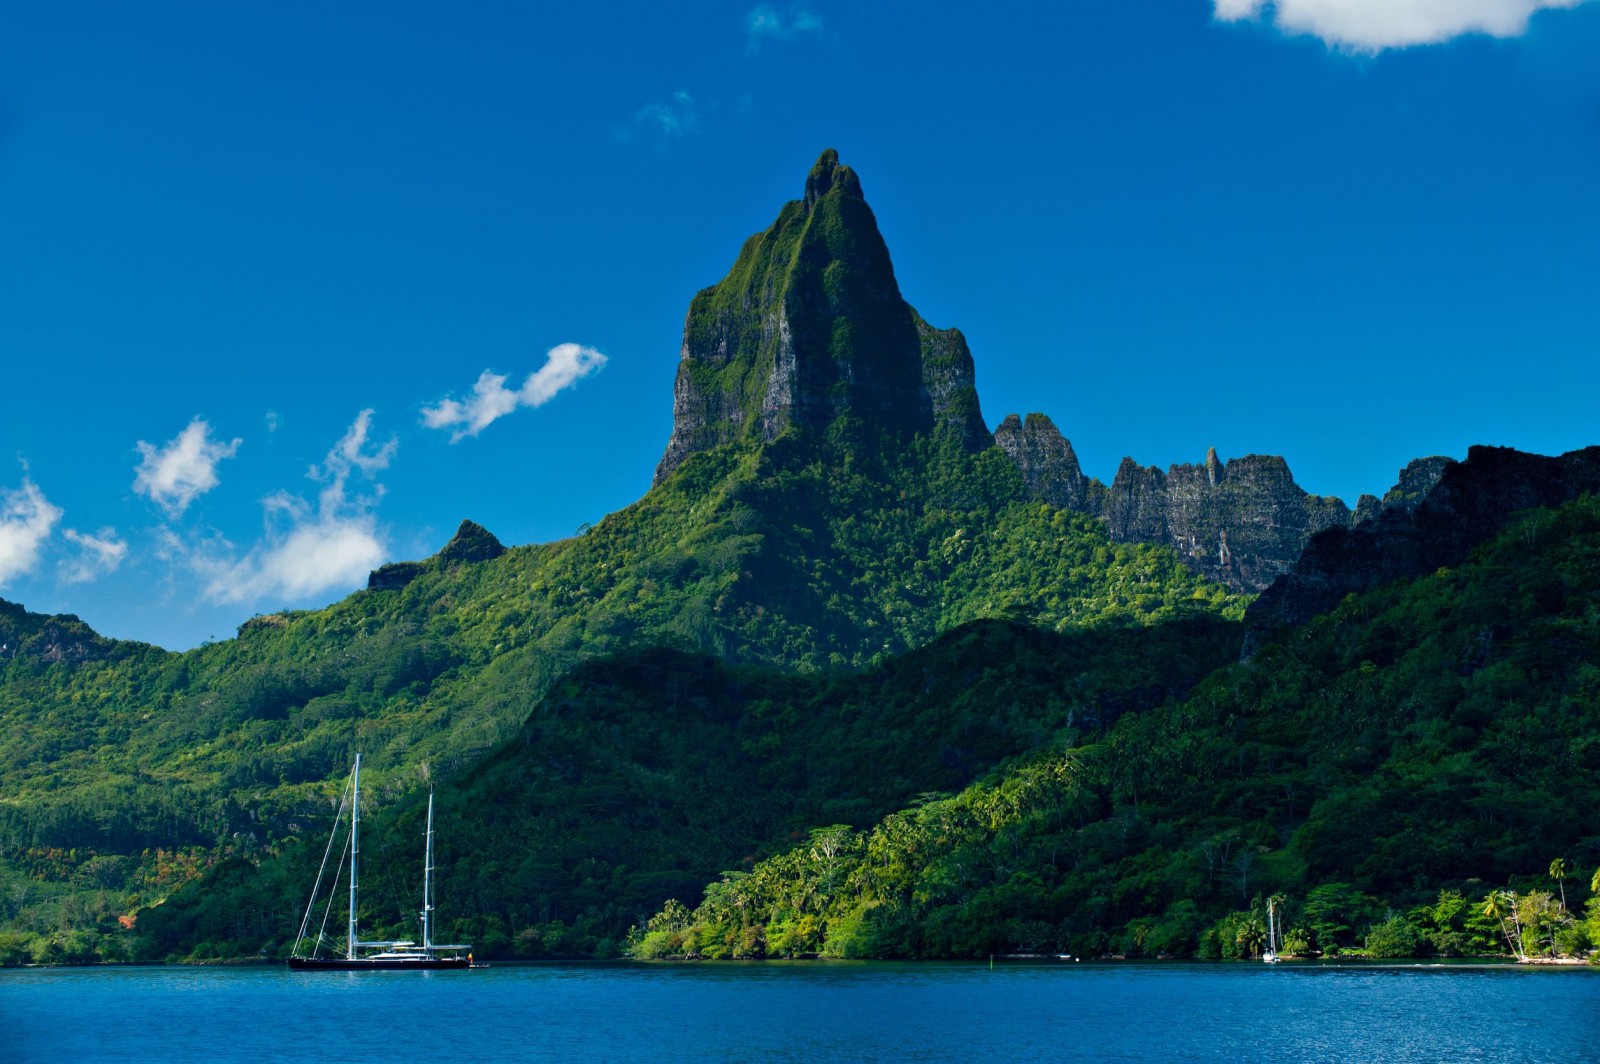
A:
[1483,890,1526,962]
[1550,857,1568,911]
[1591,866,1600,896]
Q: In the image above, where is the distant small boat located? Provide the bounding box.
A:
[288,754,476,971]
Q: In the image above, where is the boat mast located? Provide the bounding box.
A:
[421,790,435,954]
[348,753,361,960]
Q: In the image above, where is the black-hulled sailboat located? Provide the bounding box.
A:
[288,754,475,970]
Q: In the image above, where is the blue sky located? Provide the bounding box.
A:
[2,0,1597,649]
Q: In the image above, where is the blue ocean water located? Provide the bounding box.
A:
[3,961,1597,1063]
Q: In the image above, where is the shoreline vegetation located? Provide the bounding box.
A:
[625,880,1600,968]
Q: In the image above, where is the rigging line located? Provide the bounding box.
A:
[292,773,354,957]
[378,823,408,933]
[314,827,353,958]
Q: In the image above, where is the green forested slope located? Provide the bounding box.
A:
[0,430,1243,964]
[640,496,1600,961]
[130,614,1243,962]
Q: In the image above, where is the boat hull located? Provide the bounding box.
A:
[288,956,472,971]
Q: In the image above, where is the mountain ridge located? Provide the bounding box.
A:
[994,411,1454,593]
[655,149,1431,594]
[1246,443,1600,653]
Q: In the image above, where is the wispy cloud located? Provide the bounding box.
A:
[315,408,397,483]
[746,4,824,52]
[133,418,242,519]
[422,343,608,442]
[197,410,392,605]
[621,91,699,142]
[1214,0,1591,52]
[0,478,62,587]
[199,513,386,604]
[60,527,128,585]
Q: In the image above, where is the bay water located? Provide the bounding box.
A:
[4,961,1597,1062]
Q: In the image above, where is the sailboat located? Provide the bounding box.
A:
[288,754,476,970]
[1262,895,1280,964]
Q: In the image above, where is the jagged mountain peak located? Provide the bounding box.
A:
[803,147,861,208]
[440,519,506,564]
[654,151,987,484]
[365,518,507,591]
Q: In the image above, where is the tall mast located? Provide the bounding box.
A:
[348,753,361,960]
[421,790,435,953]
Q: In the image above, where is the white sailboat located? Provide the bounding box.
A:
[288,754,476,970]
[1263,895,1280,964]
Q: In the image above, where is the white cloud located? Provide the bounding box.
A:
[133,418,242,518]
[201,512,385,604]
[0,478,62,587]
[747,4,824,51]
[1214,0,1590,51]
[60,527,128,585]
[422,343,608,442]
[315,407,396,484]
[621,92,699,141]
[196,411,391,605]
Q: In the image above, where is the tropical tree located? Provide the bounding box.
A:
[1515,892,1570,959]
[1483,890,1526,962]
[809,825,853,898]
[1549,857,1568,911]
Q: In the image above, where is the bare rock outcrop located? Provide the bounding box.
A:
[994,412,1354,593]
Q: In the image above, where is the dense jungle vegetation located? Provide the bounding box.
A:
[633,495,1600,963]
[131,615,1243,962]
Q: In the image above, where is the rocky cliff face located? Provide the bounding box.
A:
[1364,455,1455,520]
[655,150,988,484]
[993,414,1106,514]
[1101,450,1354,593]
[367,561,425,591]
[0,598,128,665]
[1245,445,1600,653]
[995,412,1357,593]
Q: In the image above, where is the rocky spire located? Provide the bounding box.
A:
[367,519,506,592]
[654,150,989,484]
[439,519,506,564]
[993,413,1101,513]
